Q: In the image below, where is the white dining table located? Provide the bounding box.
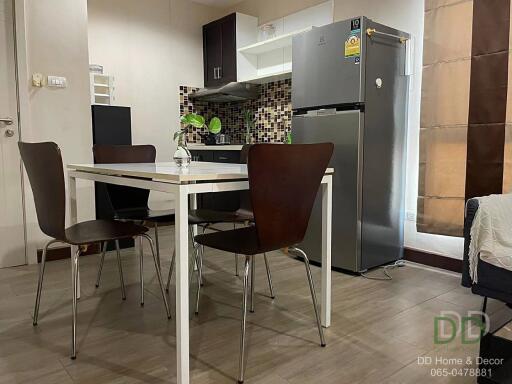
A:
[66,161,333,384]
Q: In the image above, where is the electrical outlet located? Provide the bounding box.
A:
[406,211,416,221]
[32,73,44,87]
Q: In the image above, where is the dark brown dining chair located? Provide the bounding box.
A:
[93,144,175,304]
[194,143,333,383]
[19,142,170,360]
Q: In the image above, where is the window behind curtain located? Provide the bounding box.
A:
[418,0,512,237]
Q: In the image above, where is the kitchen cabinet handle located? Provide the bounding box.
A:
[218,67,222,78]
[218,156,228,160]
[213,67,217,79]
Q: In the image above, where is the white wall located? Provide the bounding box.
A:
[228,0,464,259]
[87,0,223,208]
[20,0,94,263]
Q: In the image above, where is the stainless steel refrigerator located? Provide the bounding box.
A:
[291,17,409,272]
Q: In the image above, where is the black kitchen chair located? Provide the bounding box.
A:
[194,143,332,383]
[19,142,170,359]
[93,144,176,304]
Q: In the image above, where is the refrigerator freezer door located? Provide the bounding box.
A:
[292,110,362,271]
[292,19,364,110]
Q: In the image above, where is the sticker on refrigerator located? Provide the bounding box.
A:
[351,18,361,32]
[344,34,360,58]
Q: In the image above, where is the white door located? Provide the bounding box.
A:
[0,0,26,267]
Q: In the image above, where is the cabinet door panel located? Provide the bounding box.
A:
[190,150,214,208]
[220,14,237,83]
[191,150,241,211]
[203,23,222,87]
[213,151,240,211]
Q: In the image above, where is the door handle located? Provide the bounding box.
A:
[0,117,14,125]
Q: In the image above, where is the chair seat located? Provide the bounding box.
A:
[114,208,175,223]
[65,219,148,245]
[194,227,260,255]
[189,209,252,225]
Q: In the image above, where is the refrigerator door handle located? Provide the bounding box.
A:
[295,109,362,118]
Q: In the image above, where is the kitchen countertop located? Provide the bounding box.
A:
[188,144,243,151]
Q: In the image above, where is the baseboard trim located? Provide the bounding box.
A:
[404,247,462,273]
[36,243,101,263]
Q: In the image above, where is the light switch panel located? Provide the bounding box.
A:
[47,75,67,88]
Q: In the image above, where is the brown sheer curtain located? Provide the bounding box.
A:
[418,0,511,237]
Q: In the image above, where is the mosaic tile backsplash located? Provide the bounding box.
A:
[179,79,292,144]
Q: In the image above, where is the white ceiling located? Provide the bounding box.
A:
[188,0,245,8]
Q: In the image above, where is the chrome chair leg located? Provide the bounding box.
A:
[154,222,161,268]
[238,256,251,384]
[189,225,203,286]
[166,248,176,292]
[198,243,204,286]
[33,239,57,326]
[263,253,275,299]
[250,256,255,313]
[291,247,326,347]
[166,224,197,292]
[194,245,202,314]
[114,240,127,300]
[139,236,144,306]
[95,241,107,288]
[234,223,239,277]
[142,234,171,319]
[71,248,80,359]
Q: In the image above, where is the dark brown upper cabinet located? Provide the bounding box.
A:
[203,13,237,87]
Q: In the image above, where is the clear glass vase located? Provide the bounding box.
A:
[173,144,191,168]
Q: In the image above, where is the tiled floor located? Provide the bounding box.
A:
[0,227,508,383]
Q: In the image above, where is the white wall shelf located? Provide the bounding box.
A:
[237,27,312,55]
[235,1,333,84]
[90,72,114,105]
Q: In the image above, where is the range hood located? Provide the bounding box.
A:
[189,82,261,102]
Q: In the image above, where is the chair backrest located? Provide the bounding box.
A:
[93,144,156,212]
[248,143,333,251]
[18,142,67,241]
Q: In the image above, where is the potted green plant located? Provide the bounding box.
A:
[242,109,255,144]
[197,115,222,145]
[173,113,221,167]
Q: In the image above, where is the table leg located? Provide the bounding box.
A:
[321,175,332,328]
[175,184,190,384]
[68,175,80,299]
